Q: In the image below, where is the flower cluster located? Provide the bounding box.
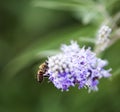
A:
[47,41,111,92]
[96,25,112,51]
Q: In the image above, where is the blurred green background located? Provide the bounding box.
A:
[0,0,120,112]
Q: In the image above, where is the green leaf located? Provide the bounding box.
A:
[33,0,104,24]
[33,0,95,11]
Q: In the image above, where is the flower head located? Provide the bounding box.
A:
[96,25,112,51]
[47,41,111,92]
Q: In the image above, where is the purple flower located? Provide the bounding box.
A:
[47,54,75,91]
[47,41,111,92]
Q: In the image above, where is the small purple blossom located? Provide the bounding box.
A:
[47,41,111,92]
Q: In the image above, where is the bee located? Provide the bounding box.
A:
[37,62,48,83]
